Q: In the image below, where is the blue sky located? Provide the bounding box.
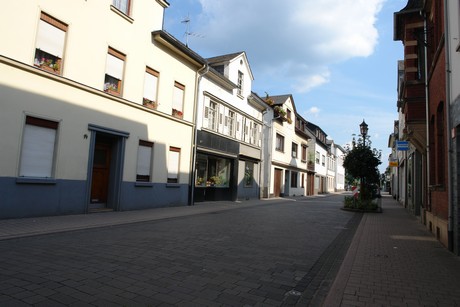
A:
[163,0,407,173]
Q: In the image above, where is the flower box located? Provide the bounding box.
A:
[172,108,183,119]
[143,98,158,110]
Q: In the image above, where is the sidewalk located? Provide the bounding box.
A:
[0,200,264,240]
[323,194,460,307]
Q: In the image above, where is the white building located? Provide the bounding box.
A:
[0,0,206,218]
[307,122,329,194]
[264,95,312,197]
[194,52,266,201]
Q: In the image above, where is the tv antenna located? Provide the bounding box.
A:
[181,14,203,47]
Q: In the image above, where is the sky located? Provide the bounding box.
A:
[163,0,407,173]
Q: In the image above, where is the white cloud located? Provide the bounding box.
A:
[192,0,384,93]
[308,106,321,117]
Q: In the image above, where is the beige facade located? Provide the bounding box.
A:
[0,0,205,218]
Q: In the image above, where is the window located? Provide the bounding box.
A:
[19,116,58,178]
[136,140,153,182]
[34,12,67,75]
[167,147,180,183]
[301,144,307,161]
[207,101,218,130]
[172,82,184,118]
[287,109,292,121]
[195,154,231,188]
[275,133,284,152]
[228,110,235,137]
[321,155,326,166]
[291,171,298,188]
[143,67,159,108]
[250,122,259,145]
[292,143,298,158]
[315,151,320,164]
[104,47,125,96]
[237,71,244,96]
[244,161,254,187]
[112,0,131,15]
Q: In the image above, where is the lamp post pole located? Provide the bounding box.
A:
[360,120,368,199]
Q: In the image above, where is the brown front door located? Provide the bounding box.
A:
[90,142,111,205]
[274,168,282,197]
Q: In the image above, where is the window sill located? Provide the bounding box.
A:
[166,183,180,188]
[16,177,57,185]
[110,5,134,23]
[135,182,154,187]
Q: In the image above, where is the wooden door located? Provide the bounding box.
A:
[91,143,111,204]
[274,168,282,197]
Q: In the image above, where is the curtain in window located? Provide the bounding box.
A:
[113,0,129,14]
[19,124,56,177]
[36,20,65,58]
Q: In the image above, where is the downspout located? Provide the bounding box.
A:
[189,63,209,206]
[422,10,431,218]
[444,0,454,251]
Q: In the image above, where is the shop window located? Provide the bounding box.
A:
[34,12,67,75]
[195,154,231,187]
[244,161,254,187]
[19,116,58,178]
[104,47,125,96]
[167,147,180,183]
[136,140,153,182]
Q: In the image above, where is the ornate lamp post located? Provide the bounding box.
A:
[359,119,368,199]
[360,119,368,147]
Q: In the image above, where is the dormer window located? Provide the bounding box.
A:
[214,65,224,75]
[237,71,244,96]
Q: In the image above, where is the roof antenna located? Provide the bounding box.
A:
[181,14,203,47]
[181,14,191,47]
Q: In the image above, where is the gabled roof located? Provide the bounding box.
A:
[206,51,254,80]
[207,52,245,64]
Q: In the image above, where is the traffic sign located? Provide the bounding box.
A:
[396,140,409,151]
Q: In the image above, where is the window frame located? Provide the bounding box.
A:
[143,67,159,107]
[167,147,181,183]
[112,0,131,16]
[19,116,59,179]
[244,161,254,187]
[172,81,185,118]
[136,140,153,182]
[275,133,285,152]
[237,71,244,96]
[291,142,298,158]
[104,47,125,96]
[34,12,68,75]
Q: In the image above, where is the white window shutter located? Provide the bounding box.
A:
[36,20,65,58]
[168,150,180,179]
[202,98,210,129]
[106,54,124,79]
[143,72,158,102]
[137,145,152,177]
[19,125,56,177]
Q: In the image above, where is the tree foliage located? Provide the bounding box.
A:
[343,137,382,185]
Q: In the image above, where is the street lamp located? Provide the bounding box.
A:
[359,119,368,200]
[360,119,368,146]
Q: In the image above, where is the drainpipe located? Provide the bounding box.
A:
[444,0,454,252]
[189,63,209,206]
[421,9,431,219]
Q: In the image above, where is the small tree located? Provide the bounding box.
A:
[343,136,381,200]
